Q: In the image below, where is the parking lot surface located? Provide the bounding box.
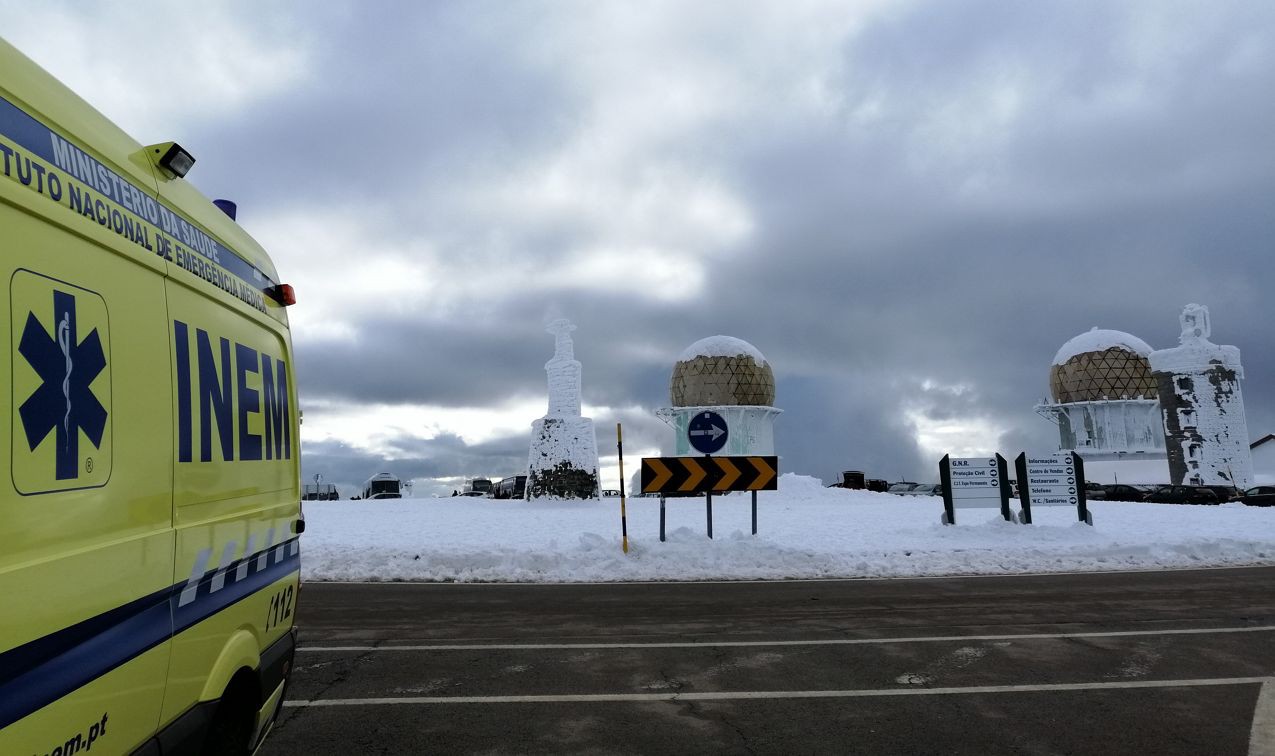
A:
[264,566,1275,755]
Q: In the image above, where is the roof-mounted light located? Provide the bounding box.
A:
[145,141,196,178]
[213,199,237,220]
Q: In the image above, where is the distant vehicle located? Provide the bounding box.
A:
[493,475,528,500]
[867,479,890,493]
[363,472,402,499]
[601,489,622,497]
[1100,484,1149,502]
[1240,486,1275,507]
[839,471,866,489]
[458,491,486,497]
[1199,485,1241,503]
[302,482,340,501]
[466,478,494,495]
[1144,485,1219,505]
[905,484,940,496]
[887,482,919,494]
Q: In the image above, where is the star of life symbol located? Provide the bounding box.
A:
[18,289,108,480]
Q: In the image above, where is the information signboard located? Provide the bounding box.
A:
[1014,452,1092,525]
[938,454,1011,525]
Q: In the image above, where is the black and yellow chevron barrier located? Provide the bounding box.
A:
[640,456,778,494]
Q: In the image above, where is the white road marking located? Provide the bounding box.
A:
[1252,678,1275,756]
[283,675,1270,708]
[298,624,1275,653]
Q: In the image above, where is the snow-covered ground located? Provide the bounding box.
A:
[301,474,1275,583]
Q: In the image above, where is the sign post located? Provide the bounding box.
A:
[616,423,629,553]
[939,454,1011,525]
[1014,452,1092,526]
[705,454,713,539]
[659,494,666,542]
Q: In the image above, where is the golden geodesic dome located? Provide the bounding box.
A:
[1049,329,1158,404]
[671,336,775,407]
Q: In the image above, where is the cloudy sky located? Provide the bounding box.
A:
[6,0,1273,496]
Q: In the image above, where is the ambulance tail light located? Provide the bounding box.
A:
[266,283,297,306]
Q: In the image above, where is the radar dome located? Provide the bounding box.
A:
[1049,328,1158,403]
[671,336,775,407]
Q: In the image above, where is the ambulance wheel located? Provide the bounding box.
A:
[202,671,258,756]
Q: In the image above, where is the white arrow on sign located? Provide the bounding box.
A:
[1034,496,1079,506]
[690,424,726,441]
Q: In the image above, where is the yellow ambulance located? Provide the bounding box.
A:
[1,38,302,754]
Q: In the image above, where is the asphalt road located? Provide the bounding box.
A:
[263,566,1275,755]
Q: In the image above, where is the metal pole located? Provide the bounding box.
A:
[705,453,713,539]
[616,423,629,554]
[660,495,666,542]
[751,490,757,535]
[706,490,713,539]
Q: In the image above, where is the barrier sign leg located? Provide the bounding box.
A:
[1073,454,1092,526]
[660,495,666,542]
[751,490,758,535]
[1014,453,1033,525]
[939,455,956,525]
[706,491,713,539]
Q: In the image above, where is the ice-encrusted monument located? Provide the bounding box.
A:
[526,319,600,500]
[1150,304,1253,488]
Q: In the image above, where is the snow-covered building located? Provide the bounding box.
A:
[526,319,600,500]
[1251,435,1275,485]
[657,335,781,455]
[1149,305,1253,488]
[1036,328,1166,461]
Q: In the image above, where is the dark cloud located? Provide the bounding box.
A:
[125,2,1275,488]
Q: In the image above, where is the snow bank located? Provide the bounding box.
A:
[300,474,1275,583]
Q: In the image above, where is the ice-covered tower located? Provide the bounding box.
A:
[1149,305,1253,487]
[526,319,600,500]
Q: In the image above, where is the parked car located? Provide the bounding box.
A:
[1144,485,1220,505]
[906,484,941,496]
[887,482,919,494]
[1084,482,1107,500]
[1100,484,1149,502]
[466,478,494,495]
[1240,486,1275,507]
[1199,485,1242,503]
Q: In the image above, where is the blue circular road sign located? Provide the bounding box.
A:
[688,410,728,454]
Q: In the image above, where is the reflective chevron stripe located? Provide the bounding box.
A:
[641,456,779,494]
